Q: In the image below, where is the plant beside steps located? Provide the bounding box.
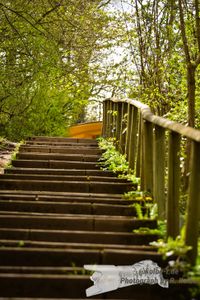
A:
[0,137,198,299]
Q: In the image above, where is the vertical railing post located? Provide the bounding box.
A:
[128,106,138,171]
[104,100,110,137]
[125,103,131,159]
[154,126,166,219]
[110,100,115,138]
[185,141,200,265]
[102,100,107,137]
[107,100,112,138]
[116,102,122,151]
[119,102,128,154]
[112,102,118,139]
[143,120,153,193]
[167,131,180,238]
[137,114,143,188]
[105,100,110,138]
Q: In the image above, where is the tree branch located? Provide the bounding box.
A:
[178,0,191,64]
[195,0,200,52]
[2,9,33,59]
[98,0,112,9]
[0,2,45,35]
[35,3,61,25]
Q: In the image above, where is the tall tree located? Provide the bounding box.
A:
[178,0,200,128]
[0,0,111,140]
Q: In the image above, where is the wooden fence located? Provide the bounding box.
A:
[102,97,200,265]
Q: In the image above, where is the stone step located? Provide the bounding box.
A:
[0,174,129,183]
[0,228,158,245]
[0,200,136,216]
[11,159,100,169]
[20,145,102,155]
[5,168,116,177]
[16,152,100,162]
[0,247,162,266]
[0,179,133,193]
[0,213,156,232]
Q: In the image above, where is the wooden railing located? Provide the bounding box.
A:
[102,97,200,265]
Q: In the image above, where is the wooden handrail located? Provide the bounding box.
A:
[109,97,200,142]
[102,97,200,265]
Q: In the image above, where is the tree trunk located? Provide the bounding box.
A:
[184,63,196,191]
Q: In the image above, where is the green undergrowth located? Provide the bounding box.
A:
[150,227,200,283]
[134,220,167,237]
[123,190,153,202]
[70,262,92,275]
[97,137,140,185]
[150,227,192,259]
[124,190,157,221]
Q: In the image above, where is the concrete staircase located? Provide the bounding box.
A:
[0,137,197,299]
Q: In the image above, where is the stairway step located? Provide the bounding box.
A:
[0,239,155,251]
[26,142,99,148]
[0,274,90,298]
[11,159,100,169]
[0,200,136,215]
[0,174,129,183]
[0,179,133,193]
[0,247,162,266]
[0,299,126,300]
[0,228,158,245]
[0,266,89,274]
[0,136,196,299]
[0,277,196,299]
[0,193,127,205]
[0,213,156,232]
[25,140,98,147]
[16,152,100,162]
[20,145,102,155]
[5,168,116,177]
[28,137,98,144]
[0,190,123,199]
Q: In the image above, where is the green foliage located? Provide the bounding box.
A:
[124,190,157,219]
[98,137,140,185]
[131,202,158,220]
[70,262,92,276]
[133,227,160,235]
[188,286,200,299]
[118,172,140,185]
[150,228,192,260]
[188,241,200,280]
[98,137,129,173]
[132,203,144,220]
[133,221,167,237]
[18,240,25,247]
[123,190,153,201]
[0,0,113,140]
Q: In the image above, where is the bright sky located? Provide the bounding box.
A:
[107,0,131,12]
